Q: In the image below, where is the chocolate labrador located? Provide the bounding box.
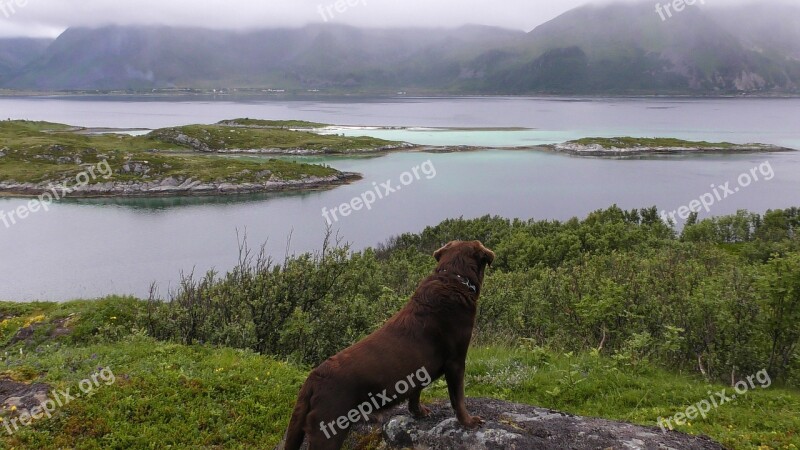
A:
[280,240,494,450]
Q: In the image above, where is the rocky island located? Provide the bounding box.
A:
[0,119,405,198]
[549,137,794,157]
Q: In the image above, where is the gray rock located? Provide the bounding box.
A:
[1,378,51,414]
[341,398,725,450]
[121,162,151,175]
[159,177,180,187]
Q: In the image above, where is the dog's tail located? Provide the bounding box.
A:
[279,380,314,450]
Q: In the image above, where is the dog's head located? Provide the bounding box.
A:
[433,240,495,286]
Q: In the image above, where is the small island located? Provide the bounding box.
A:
[0,119,407,198]
[549,137,794,157]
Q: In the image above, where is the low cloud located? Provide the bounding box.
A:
[0,0,795,38]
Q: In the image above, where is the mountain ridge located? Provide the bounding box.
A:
[2,2,799,95]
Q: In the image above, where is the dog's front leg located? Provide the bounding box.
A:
[444,361,484,429]
[408,388,432,418]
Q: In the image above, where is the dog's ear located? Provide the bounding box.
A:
[476,242,495,266]
[434,242,455,262]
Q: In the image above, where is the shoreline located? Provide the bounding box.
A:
[0,172,362,199]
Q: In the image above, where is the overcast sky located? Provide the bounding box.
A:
[0,0,795,38]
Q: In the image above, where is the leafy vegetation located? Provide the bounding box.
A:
[2,206,799,448]
[569,137,738,149]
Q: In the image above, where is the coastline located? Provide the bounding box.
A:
[0,172,362,199]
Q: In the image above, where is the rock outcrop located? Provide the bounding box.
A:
[342,398,725,450]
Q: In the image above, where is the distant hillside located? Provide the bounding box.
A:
[1,25,522,91]
[462,2,800,94]
[0,38,53,82]
[2,2,800,94]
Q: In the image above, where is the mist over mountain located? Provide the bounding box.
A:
[1,2,799,94]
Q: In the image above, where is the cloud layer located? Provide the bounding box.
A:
[0,0,794,38]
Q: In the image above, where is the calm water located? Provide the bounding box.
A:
[1,96,799,301]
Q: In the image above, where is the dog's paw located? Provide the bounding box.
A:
[412,404,432,419]
[460,415,485,429]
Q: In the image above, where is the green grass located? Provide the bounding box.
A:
[149,125,396,153]
[570,137,738,149]
[1,299,797,449]
[0,120,344,185]
[218,118,329,129]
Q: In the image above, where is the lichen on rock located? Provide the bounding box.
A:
[342,398,725,450]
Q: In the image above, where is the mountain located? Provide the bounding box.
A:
[464,2,800,93]
[3,2,800,94]
[2,25,522,91]
[0,38,53,83]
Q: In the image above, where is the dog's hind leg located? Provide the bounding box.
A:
[282,380,314,450]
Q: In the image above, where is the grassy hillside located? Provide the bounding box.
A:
[0,298,797,449]
[149,125,393,153]
[3,207,799,448]
[218,119,328,129]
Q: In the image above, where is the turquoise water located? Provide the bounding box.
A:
[319,128,579,147]
[320,128,800,149]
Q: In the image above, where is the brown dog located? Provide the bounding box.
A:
[280,240,494,450]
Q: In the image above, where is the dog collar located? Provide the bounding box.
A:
[438,270,477,293]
